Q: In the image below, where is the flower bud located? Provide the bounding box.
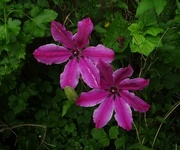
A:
[64,86,78,102]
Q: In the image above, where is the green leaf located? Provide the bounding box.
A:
[7,18,21,36]
[117,1,128,9]
[143,27,163,36]
[139,10,157,27]
[109,126,119,139]
[127,143,154,150]
[62,100,73,117]
[23,9,58,37]
[155,116,166,123]
[91,128,110,147]
[103,13,131,52]
[115,136,126,149]
[130,36,161,56]
[128,22,144,34]
[94,24,106,34]
[136,0,154,17]
[0,18,21,42]
[153,0,167,16]
[8,95,27,114]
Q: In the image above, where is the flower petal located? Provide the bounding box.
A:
[120,90,150,112]
[51,20,75,49]
[97,60,113,89]
[74,18,93,49]
[93,95,114,128]
[120,78,149,90]
[76,89,108,107]
[79,58,100,88]
[113,65,133,84]
[114,96,132,131]
[60,59,80,89]
[82,44,114,64]
[33,44,71,65]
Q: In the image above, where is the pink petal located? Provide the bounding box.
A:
[114,97,132,131]
[51,20,75,49]
[82,44,114,64]
[97,60,113,89]
[33,44,71,65]
[60,59,80,89]
[79,58,100,88]
[120,78,149,90]
[76,89,108,107]
[74,18,93,49]
[120,90,150,112]
[93,95,114,128]
[113,65,133,84]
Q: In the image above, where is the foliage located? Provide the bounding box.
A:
[0,0,179,150]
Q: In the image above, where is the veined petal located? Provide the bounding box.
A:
[51,20,75,49]
[76,89,108,107]
[74,18,93,49]
[60,59,80,89]
[120,90,150,112]
[113,65,133,84]
[93,95,114,128]
[97,60,113,88]
[33,44,71,65]
[120,78,149,90]
[82,44,114,64]
[114,97,132,131]
[79,58,100,88]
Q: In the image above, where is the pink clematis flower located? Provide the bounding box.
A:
[76,61,150,131]
[33,18,114,89]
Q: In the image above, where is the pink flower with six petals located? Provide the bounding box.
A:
[76,60,150,131]
[33,18,114,89]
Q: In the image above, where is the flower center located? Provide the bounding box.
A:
[72,50,80,57]
[110,86,118,95]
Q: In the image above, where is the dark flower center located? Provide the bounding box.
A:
[72,50,80,57]
[110,86,118,95]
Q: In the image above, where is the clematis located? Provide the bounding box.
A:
[76,60,150,131]
[33,18,114,89]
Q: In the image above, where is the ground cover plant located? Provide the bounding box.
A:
[0,0,180,149]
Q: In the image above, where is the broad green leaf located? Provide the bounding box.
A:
[0,18,21,42]
[153,0,167,16]
[143,27,163,36]
[7,18,21,39]
[132,34,145,45]
[23,9,58,37]
[91,128,107,139]
[103,13,131,52]
[109,126,119,139]
[139,10,157,27]
[130,36,161,56]
[128,22,144,34]
[91,128,110,147]
[115,136,126,149]
[8,95,27,114]
[136,0,153,17]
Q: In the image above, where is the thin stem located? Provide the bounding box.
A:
[7,10,32,20]
[151,101,180,148]
[133,122,142,144]
[0,123,49,149]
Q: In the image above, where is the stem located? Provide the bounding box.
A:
[151,101,180,148]
[133,122,142,144]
